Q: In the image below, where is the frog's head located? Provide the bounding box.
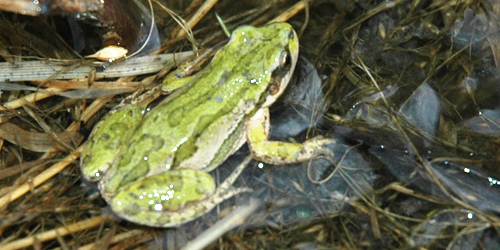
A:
[255,22,299,108]
[220,22,299,109]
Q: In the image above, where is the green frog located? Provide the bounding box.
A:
[80,22,333,227]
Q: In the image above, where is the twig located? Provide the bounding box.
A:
[0,216,107,250]
[181,199,261,250]
[0,144,84,208]
[175,0,220,39]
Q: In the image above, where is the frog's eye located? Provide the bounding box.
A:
[279,50,292,71]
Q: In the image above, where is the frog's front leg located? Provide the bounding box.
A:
[246,108,335,164]
[109,156,252,227]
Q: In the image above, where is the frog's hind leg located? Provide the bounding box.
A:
[109,156,253,228]
[211,155,253,200]
[161,155,253,227]
[219,156,252,188]
[172,155,253,226]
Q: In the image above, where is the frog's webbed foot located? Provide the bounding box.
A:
[215,156,252,191]
[301,136,336,158]
[209,187,253,208]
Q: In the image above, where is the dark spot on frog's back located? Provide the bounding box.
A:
[121,161,150,185]
[195,178,208,195]
[138,133,165,151]
[96,133,111,145]
[127,108,136,115]
[288,30,294,39]
[208,96,223,103]
[216,71,229,86]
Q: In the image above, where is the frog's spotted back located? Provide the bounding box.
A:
[80,23,305,228]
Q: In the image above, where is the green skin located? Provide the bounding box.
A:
[80,23,333,227]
